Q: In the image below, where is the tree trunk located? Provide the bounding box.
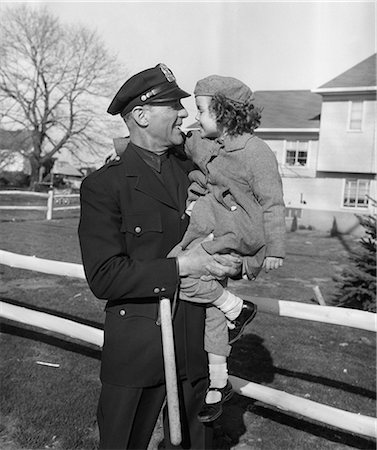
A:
[29,155,41,190]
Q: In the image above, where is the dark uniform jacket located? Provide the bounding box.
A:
[78,142,208,387]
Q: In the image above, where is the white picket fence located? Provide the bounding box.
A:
[0,190,80,220]
[0,249,376,439]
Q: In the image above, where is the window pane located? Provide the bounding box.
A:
[286,151,296,165]
[297,151,307,165]
[343,179,369,208]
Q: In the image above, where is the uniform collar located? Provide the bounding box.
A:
[132,143,168,173]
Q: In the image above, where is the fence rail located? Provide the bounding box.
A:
[0,249,376,439]
[0,189,80,220]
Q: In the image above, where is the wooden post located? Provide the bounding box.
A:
[46,189,54,220]
[313,285,326,305]
[159,297,182,446]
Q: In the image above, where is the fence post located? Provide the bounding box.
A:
[46,189,54,220]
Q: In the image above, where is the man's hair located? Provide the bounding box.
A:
[121,110,132,123]
[210,93,262,136]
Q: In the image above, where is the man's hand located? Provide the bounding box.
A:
[262,256,284,272]
[177,234,242,280]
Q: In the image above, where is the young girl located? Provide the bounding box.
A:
[168,75,286,422]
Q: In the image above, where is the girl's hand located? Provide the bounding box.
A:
[263,257,283,272]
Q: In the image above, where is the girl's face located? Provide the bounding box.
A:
[195,96,220,139]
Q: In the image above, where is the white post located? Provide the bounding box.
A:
[313,285,326,305]
[160,297,182,446]
[46,189,54,220]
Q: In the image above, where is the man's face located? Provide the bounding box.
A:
[146,100,188,150]
[195,96,219,139]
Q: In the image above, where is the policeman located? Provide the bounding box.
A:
[78,63,241,449]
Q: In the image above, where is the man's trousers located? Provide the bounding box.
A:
[97,377,213,449]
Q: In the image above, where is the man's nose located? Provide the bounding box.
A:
[179,106,188,118]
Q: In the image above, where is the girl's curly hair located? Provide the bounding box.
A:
[210,93,262,136]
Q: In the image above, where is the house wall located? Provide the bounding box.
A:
[283,177,377,235]
[317,97,376,173]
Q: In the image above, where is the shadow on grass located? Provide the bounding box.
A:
[224,334,376,448]
[252,404,376,449]
[275,366,376,400]
[0,322,101,360]
[230,334,376,399]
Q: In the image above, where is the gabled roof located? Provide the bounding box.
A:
[254,90,321,129]
[318,54,376,89]
[185,90,321,131]
[53,160,83,177]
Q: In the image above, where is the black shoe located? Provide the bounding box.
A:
[197,381,233,423]
[228,302,257,345]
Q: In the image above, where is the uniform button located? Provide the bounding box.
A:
[115,156,120,161]
[181,214,186,220]
[134,226,142,233]
[119,309,126,316]
[230,205,237,211]
[161,287,166,292]
[154,287,160,294]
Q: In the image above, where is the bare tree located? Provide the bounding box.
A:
[0,4,122,187]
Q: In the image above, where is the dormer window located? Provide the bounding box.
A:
[348,101,363,131]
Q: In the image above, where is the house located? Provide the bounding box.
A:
[265,54,376,234]
[185,54,376,235]
[310,54,376,233]
[50,160,84,190]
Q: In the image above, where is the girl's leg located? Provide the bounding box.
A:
[206,352,228,404]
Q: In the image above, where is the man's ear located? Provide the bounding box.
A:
[131,106,149,127]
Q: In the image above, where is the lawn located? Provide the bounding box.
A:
[0,215,375,449]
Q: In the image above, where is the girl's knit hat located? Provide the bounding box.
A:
[194,75,254,104]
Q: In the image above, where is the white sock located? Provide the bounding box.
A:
[206,363,228,404]
[213,290,243,321]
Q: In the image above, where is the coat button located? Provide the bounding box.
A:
[115,156,120,161]
[134,226,142,233]
[119,309,126,316]
[154,287,160,294]
[230,205,237,211]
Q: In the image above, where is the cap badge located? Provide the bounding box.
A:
[159,64,175,82]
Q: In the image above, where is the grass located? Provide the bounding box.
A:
[0,213,376,449]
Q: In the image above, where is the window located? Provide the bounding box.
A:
[343,179,370,208]
[348,101,363,131]
[285,141,308,166]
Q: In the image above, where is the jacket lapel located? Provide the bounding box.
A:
[121,143,180,210]
[170,156,191,216]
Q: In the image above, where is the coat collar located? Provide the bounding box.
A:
[215,133,255,152]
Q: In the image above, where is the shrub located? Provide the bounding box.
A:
[332,209,376,312]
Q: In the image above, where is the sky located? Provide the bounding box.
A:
[2,1,376,123]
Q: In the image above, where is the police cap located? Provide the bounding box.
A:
[107,63,190,116]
